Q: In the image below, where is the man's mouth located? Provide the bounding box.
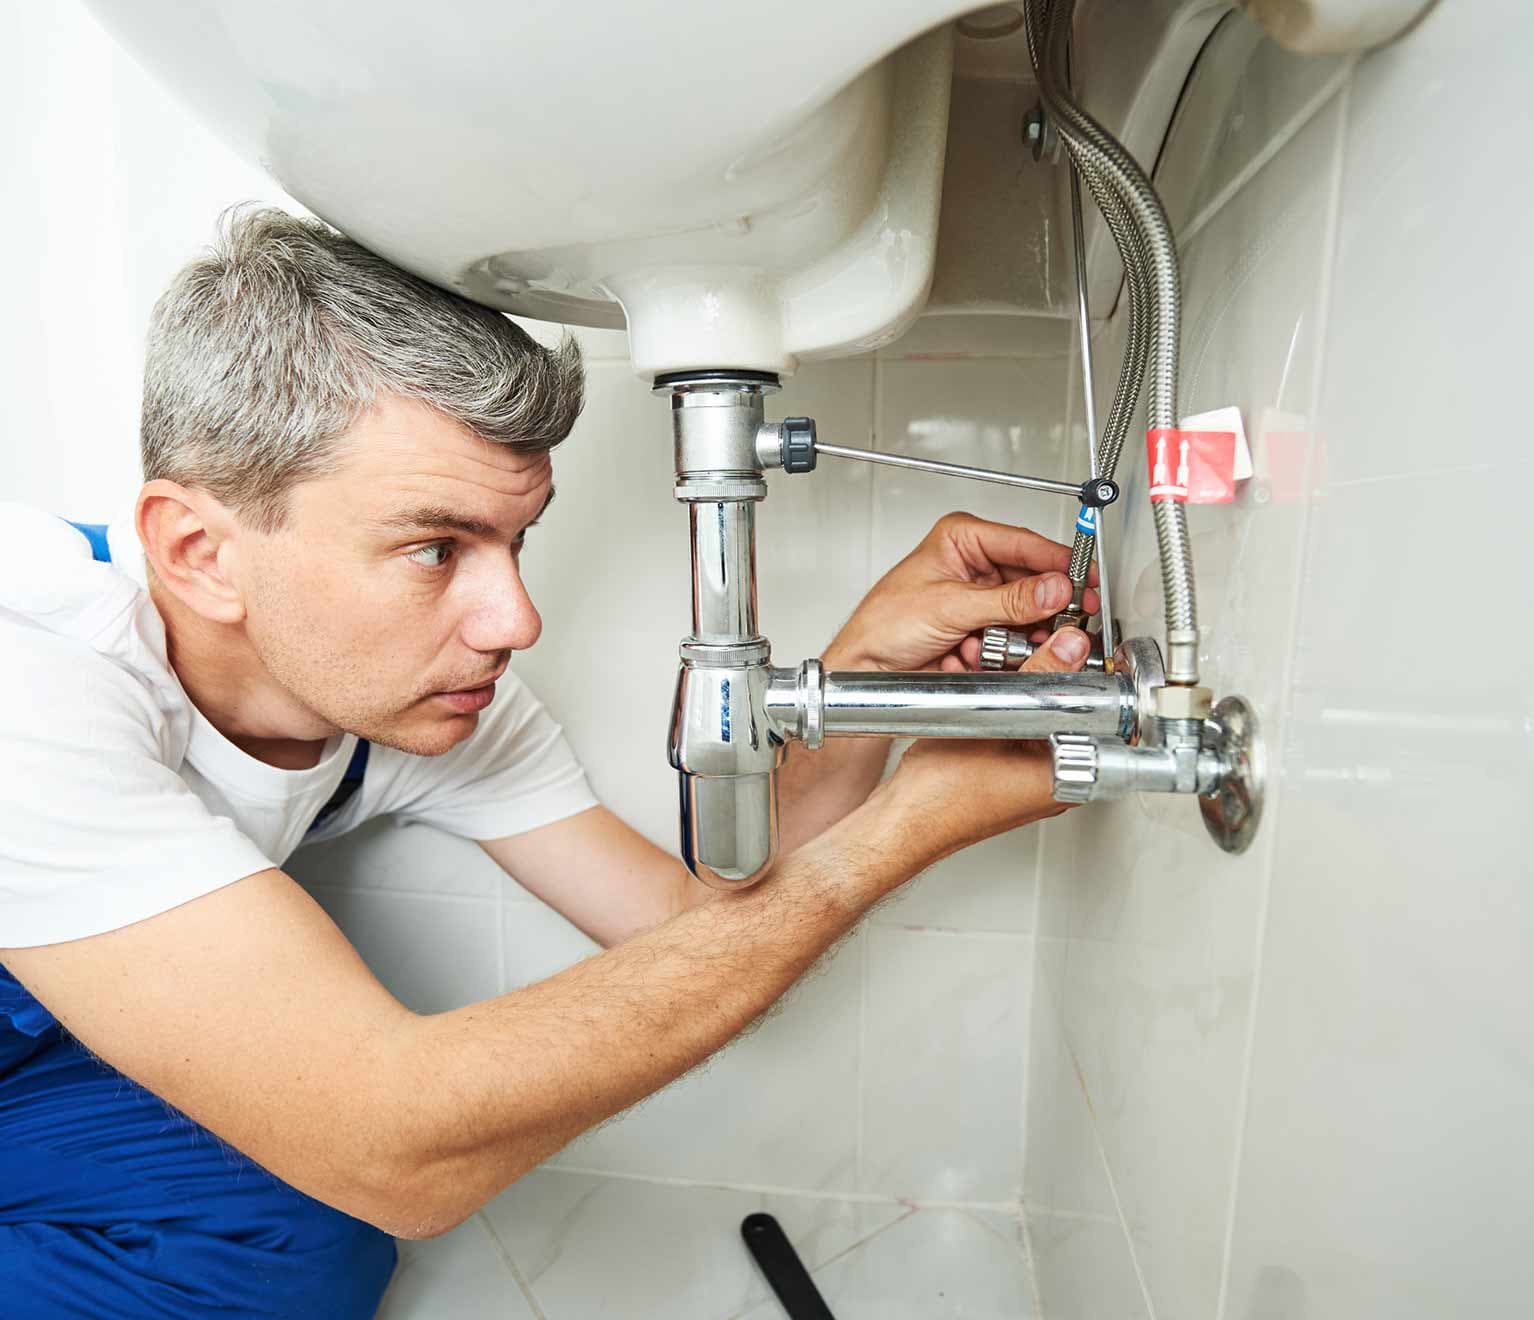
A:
[429,662,508,714]
[432,681,497,714]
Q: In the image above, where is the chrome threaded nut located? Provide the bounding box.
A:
[980,626,1011,671]
[1154,684,1213,721]
[1053,608,1087,633]
[1051,733,1100,804]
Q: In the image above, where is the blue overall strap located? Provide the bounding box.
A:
[65,520,112,563]
[308,738,371,834]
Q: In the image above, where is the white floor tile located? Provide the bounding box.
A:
[377,1215,537,1320]
[1024,1210,1149,1320]
[736,1207,1034,1320]
[482,1169,905,1320]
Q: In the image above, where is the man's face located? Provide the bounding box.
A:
[238,394,553,755]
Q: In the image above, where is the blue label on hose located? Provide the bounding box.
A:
[1076,506,1097,535]
[720,678,732,742]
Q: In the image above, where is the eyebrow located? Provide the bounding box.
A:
[372,486,556,539]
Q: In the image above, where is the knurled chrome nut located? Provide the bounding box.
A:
[1050,733,1099,804]
[1154,685,1214,720]
[979,626,1010,671]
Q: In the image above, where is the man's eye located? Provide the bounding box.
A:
[406,543,453,568]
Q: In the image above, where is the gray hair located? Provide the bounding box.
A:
[141,205,585,529]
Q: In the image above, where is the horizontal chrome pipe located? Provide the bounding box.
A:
[764,666,1134,743]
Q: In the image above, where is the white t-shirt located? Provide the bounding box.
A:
[0,503,598,949]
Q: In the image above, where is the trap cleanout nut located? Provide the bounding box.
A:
[1154,685,1213,721]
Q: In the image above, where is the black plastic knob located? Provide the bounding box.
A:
[781,417,817,473]
[1079,477,1119,508]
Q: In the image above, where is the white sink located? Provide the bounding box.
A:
[85,0,989,376]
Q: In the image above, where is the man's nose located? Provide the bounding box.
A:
[460,562,543,654]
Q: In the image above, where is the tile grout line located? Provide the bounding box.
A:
[474,1210,549,1320]
[546,1163,1024,1215]
[866,922,1034,942]
[800,1203,919,1279]
[718,1204,921,1320]
[1069,1045,1158,1320]
[1017,1201,1047,1320]
[1211,66,1355,1320]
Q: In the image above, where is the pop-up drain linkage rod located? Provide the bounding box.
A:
[760,425,1119,510]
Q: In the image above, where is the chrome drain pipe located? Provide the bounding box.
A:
[658,373,1263,887]
[764,665,1132,746]
[661,372,784,890]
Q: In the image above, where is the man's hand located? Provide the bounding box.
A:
[883,737,1069,865]
[825,511,1100,674]
[779,512,1099,851]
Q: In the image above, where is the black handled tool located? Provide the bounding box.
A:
[740,1212,837,1320]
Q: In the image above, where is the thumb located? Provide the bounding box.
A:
[952,572,1073,635]
[1023,626,1090,674]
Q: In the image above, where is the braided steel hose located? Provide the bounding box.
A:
[1032,0,1200,684]
[1025,1,1150,596]
[1064,166,1148,587]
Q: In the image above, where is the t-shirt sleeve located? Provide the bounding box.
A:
[0,620,275,949]
[366,670,598,841]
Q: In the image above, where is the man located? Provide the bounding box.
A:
[0,208,1096,1317]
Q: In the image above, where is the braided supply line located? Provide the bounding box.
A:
[1027,0,1200,685]
[1023,0,1149,597]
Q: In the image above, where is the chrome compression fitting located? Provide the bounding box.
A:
[979,625,1109,673]
[657,370,1264,887]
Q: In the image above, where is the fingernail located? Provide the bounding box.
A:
[1053,629,1089,662]
[1034,574,1068,610]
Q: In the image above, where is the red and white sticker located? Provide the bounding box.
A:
[1146,428,1238,504]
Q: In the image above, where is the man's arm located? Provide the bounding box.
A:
[2,780,941,1240]
[480,806,711,947]
[3,583,1079,1243]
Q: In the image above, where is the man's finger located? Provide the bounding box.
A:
[946,515,1075,576]
[998,561,1099,589]
[1021,626,1090,673]
[948,572,1073,634]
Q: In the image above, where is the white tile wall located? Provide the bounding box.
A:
[861,927,1031,1204]
[1025,6,1534,1320]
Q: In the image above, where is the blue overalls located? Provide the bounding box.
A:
[0,524,395,1318]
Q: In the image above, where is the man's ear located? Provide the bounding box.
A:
[136,480,248,625]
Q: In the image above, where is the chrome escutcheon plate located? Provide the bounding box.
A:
[1200,695,1264,854]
